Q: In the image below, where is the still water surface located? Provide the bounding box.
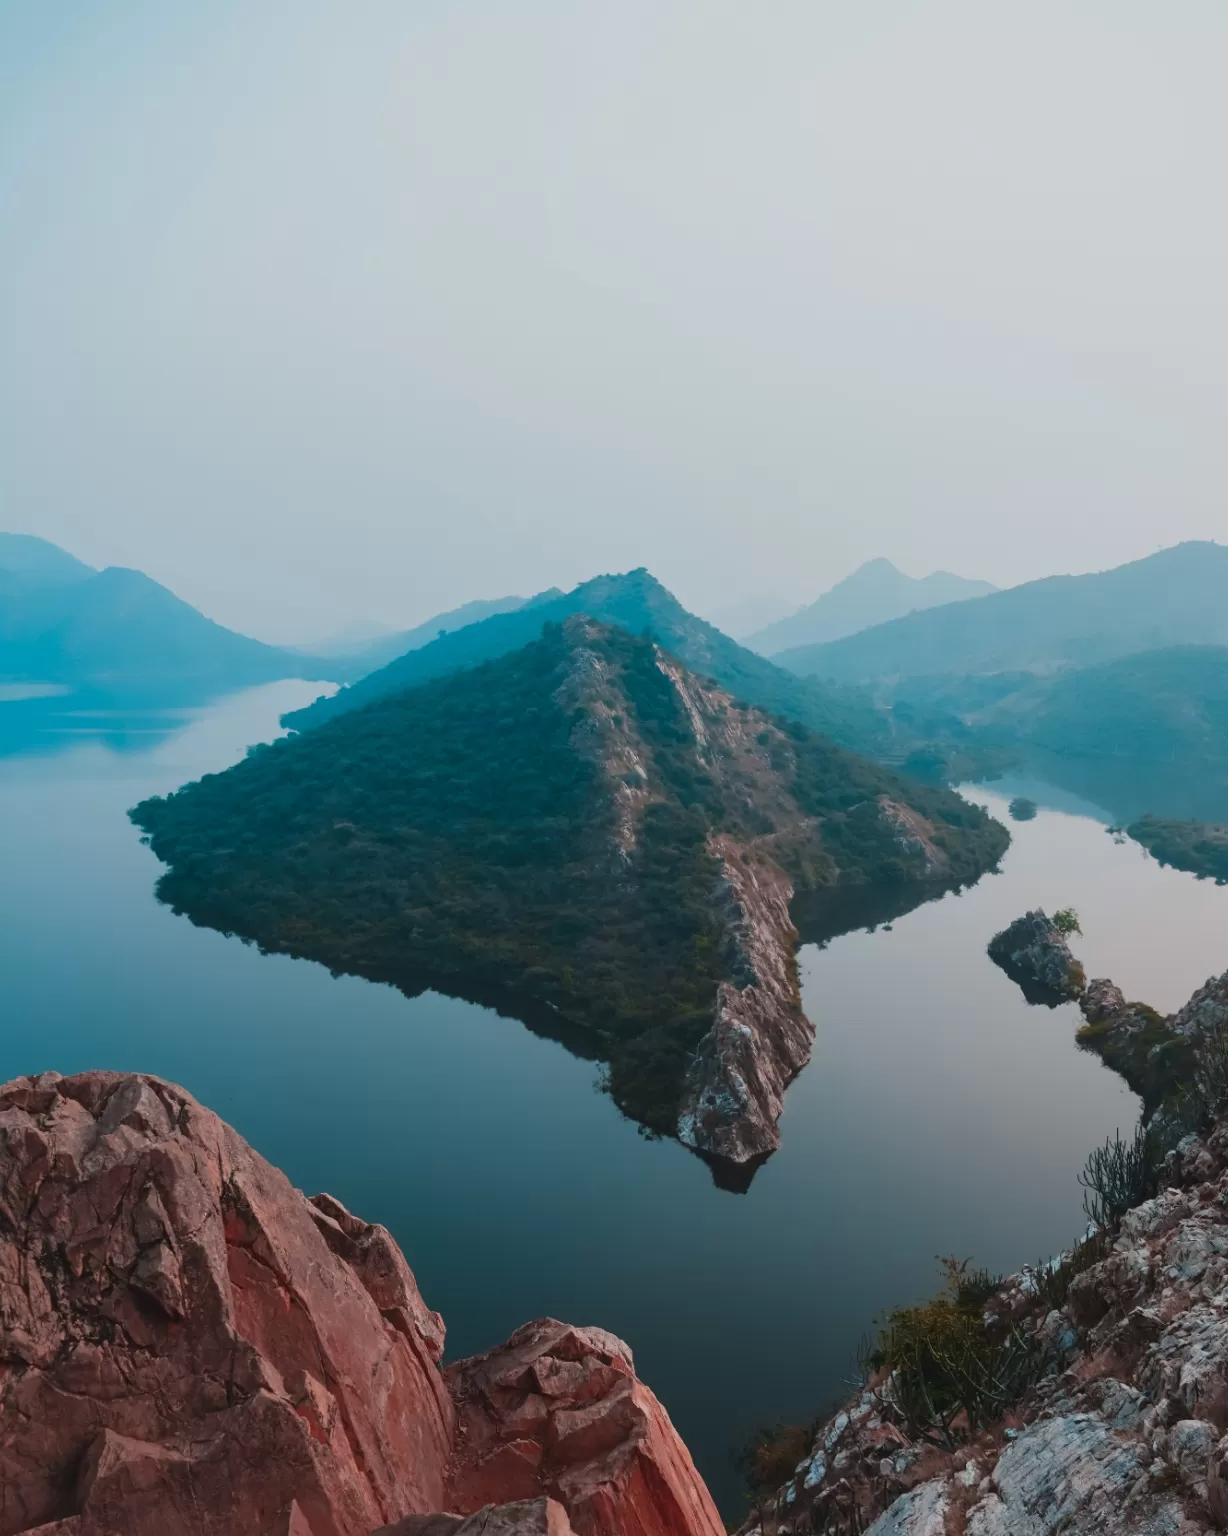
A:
[3,684,1226,1516]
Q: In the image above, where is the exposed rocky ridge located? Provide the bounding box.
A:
[0,1070,721,1536]
[677,835,813,1171]
[132,617,1006,1177]
[737,1100,1228,1536]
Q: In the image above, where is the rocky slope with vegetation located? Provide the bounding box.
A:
[0,1069,723,1536]
[738,961,1228,1536]
[280,569,902,763]
[131,616,1006,1175]
[1129,817,1228,886]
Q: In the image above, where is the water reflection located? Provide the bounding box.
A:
[1,686,1225,1517]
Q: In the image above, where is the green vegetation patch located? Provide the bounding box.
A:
[1128,815,1228,885]
[133,621,1007,1141]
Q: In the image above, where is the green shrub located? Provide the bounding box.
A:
[1052,907,1081,937]
[1078,1126,1161,1228]
[734,1421,813,1497]
[862,1260,1039,1448]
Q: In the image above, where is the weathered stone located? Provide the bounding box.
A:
[988,910,1085,1003]
[676,839,813,1169]
[1170,971,1228,1042]
[864,1479,948,1535]
[0,1070,454,1536]
[446,1320,724,1536]
[966,1415,1148,1534]
[376,1498,576,1536]
[0,1073,722,1536]
[1082,978,1127,1021]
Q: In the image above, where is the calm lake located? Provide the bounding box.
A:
[3,682,1226,1517]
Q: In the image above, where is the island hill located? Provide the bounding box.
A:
[132,615,1007,1179]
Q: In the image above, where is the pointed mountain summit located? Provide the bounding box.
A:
[744,558,996,657]
[133,616,1007,1179]
[777,542,1228,683]
[280,567,895,758]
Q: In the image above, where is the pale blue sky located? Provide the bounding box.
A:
[3,2,1226,641]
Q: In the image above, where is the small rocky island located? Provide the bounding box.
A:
[988,907,1214,1114]
[987,909,1086,1005]
[741,963,1228,1536]
[131,616,1006,1178]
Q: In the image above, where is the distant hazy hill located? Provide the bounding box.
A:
[282,567,898,757]
[0,533,327,690]
[777,543,1228,683]
[0,532,96,587]
[887,643,1228,822]
[134,616,1006,1158]
[745,558,995,656]
[321,590,559,679]
[966,646,1228,762]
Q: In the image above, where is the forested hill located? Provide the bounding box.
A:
[279,568,898,759]
[776,542,1228,683]
[134,617,1007,1159]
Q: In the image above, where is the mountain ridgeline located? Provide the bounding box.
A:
[282,567,904,762]
[0,533,327,692]
[133,617,1008,1177]
[777,542,1228,682]
[743,558,995,656]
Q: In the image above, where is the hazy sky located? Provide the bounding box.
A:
[3,3,1226,641]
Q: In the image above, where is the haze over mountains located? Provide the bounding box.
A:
[744,558,996,656]
[0,534,326,692]
[777,542,1228,683]
[281,568,897,757]
[304,592,557,675]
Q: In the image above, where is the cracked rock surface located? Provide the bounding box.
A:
[0,1071,722,1536]
[738,1112,1228,1536]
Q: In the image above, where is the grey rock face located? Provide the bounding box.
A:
[676,836,814,1169]
[735,1000,1228,1536]
[987,910,1086,1002]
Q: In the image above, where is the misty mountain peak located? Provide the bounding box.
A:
[744,559,995,656]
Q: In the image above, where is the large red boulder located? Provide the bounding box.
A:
[0,1072,722,1536]
[0,1071,454,1536]
[446,1320,724,1536]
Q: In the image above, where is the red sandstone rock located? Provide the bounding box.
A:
[0,1071,722,1536]
[445,1320,725,1536]
[0,1070,454,1536]
[376,1497,576,1535]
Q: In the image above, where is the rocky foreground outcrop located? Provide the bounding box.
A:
[739,1112,1228,1535]
[0,1071,723,1536]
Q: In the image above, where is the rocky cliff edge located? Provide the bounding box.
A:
[0,1070,723,1536]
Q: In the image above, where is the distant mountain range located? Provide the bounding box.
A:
[776,542,1228,682]
[306,591,559,676]
[744,558,996,656]
[133,615,1006,1171]
[0,534,328,692]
